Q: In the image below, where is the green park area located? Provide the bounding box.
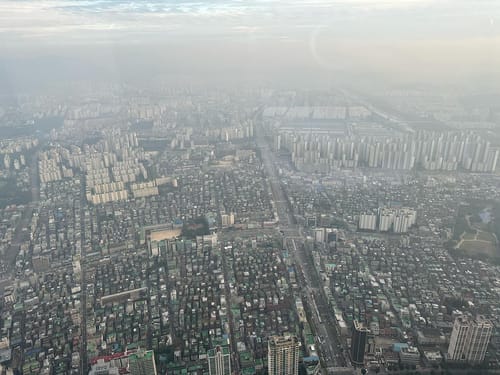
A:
[450,200,500,262]
[0,177,31,208]
[181,216,210,239]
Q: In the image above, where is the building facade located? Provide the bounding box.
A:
[128,349,157,375]
[268,336,299,375]
[447,315,493,363]
[351,320,369,366]
[207,346,231,375]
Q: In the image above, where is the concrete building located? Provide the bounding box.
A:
[268,336,299,375]
[221,212,235,227]
[89,358,120,375]
[358,214,377,231]
[207,346,231,375]
[399,346,420,365]
[351,320,369,366]
[379,212,393,232]
[447,315,493,363]
[128,349,157,375]
[32,255,50,273]
[378,208,417,233]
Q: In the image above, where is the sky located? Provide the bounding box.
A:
[1,0,500,91]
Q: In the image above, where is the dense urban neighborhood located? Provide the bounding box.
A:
[1,88,500,375]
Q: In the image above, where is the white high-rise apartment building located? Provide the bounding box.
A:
[207,346,231,375]
[268,336,299,375]
[358,214,377,231]
[448,315,493,363]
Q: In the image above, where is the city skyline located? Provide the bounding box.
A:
[0,1,499,374]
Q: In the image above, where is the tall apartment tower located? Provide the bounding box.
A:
[351,320,369,366]
[268,336,299,375]
[207,346,231,375]
[448,315,493,363]
[128,349,157,375]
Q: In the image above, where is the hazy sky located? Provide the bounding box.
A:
[1,0,500,90]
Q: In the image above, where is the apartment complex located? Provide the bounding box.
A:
[448,315,493,363]
[268,336,299,375]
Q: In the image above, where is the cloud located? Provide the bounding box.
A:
[0,0,499,91]
[0,0,499,45]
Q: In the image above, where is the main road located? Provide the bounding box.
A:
[255,123,349,371]
[79,179,89,375]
